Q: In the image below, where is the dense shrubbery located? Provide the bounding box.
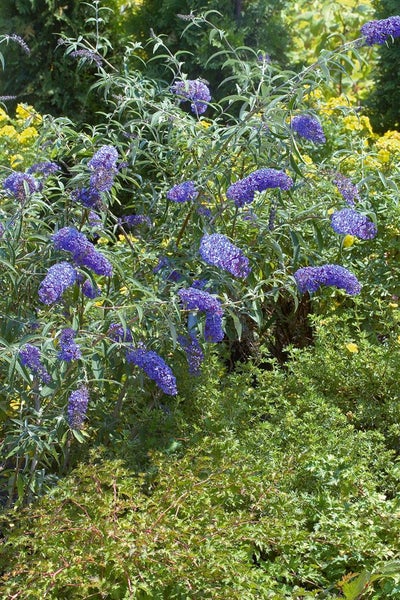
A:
[1,4,400,598]
[1,350,400,597]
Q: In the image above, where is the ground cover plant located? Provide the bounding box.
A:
[1,2,400,597]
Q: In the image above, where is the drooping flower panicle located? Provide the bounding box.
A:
[178,334,204,375]
[126,345,178,395]
[19,344,51,384]
[167,181,198,203]
[360,16,400,46]
[294,264,361,296]
[52,227,113,277]
[178,287,224,343]
[87,145,119,193]
[67,386,89,429]
[171,79,211,115]
[290,114,326,144]
[226,168,293,208]
[58,329,82,362]
[333,173,360,206]
[38,262,77,304]
[330,208,377,240]
[3,171,39,201]
[199,233,251,278]
[108,323,133,343]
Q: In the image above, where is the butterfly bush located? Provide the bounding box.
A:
[52,227,113,277]
[3,171,39,201]
[58,329,82,362]
[294,265,362,296]
[126,345,178,396]
[330,208,377,240]
[290,114,326,144]
[199,233,251,278]
[1,12,391,503]
[67,385,89,429]
[19,344,51,384]
[171,79,211,114]
[167,181,198,203]
[38,262,77,304]
[226,168,293,207]
[360,16,400,46]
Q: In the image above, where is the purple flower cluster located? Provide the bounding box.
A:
[171,79,211,115]
[178,334,204,375]
[226,168,293,208]
[360,16,400,46]
[333,173,360,206]
[3,172,39,201]
[19,344,51,384]
[27,162,60,178]
[72,187,101,209]
[290,114,326,144]
[331,208,377,240]
[70,49,103,67]
[52,227,113,277]
[120,214,152,228]
[38,262,77,304]
[126,345,178,395]
[6,34,30,54]
[294,264,361,295]
[167,181,198,203]
[199,233,251,278]
[67,385,89,429]
[81,279,101,299]
[58,329,81,362]
[88,145,119,193]
[108,323,133,343]
[178,287,224,343]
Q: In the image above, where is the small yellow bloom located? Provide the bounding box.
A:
[377,149,391,164]
[0,107,9,123]
[0,124,18,138]
[327,207,335,216]
[10,154,24,168]
[16,103,42,125]
[397,335,400,344]
[119,286,129,296]
[17,126,39,145]
[343,234,355,248]
[346,342,359,353]
[389,303,398,308]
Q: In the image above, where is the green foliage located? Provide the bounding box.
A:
[0,0,124,122]
[1,353,399,597]
[125,0,291,100]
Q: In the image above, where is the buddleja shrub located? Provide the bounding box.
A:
[1,10,400,504]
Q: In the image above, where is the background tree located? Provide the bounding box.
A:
[365,0,400,132]
[0,0,124,122]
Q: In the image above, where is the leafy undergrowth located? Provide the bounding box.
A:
[1,328,400,599]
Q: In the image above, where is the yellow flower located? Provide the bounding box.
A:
[10,154,24,168]
[17,126,39,145]
[346,342,359,353]
[0,107,9,123]
[16,103,42,125]
[0,124,18,139]
[377,149,391,164]
[343,234,355,248]
[389,302,398,308]
[198,119,211,129]
[327,207,335,216]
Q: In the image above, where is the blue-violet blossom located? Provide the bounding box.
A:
[171,79,211,115]
[226,168,293,207]
[330,208,377,240]
[290,114,326,144]
[67,385,89,429]
[199,233,251,278]
[167,180,198,203]
[38,262,77,304]
[126,345,178,395]
[360,16,400,46]
[3,171,39,201]
[52,227,113,276]
[294,264,361,295]
[19,344,51,384]
[58,329,82,362]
